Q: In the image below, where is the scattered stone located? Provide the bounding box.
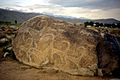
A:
[0,31,5,38]
[97,69,103,76]
[6,47,12,51]
[3,52,10,58]
[6,34,16,39]
[0,26,17,59]
[0,38,8,43]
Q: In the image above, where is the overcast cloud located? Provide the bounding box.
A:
[49,0,120,9]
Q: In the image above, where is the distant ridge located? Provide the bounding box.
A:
[0,8,89,23]
[93,18,120,24]
[0,8,120,24]
[0,8,41,23]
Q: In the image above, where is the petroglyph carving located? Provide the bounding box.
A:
[13,16,102,76]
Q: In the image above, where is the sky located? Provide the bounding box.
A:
[0,0,120,20]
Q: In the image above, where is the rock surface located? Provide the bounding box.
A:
[12,16,120,76]
[12,16,101,76]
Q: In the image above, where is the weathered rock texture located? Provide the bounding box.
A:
[12,16,120,76]
[97,33,120,76]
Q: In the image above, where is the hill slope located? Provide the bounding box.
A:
[0,8,41,23]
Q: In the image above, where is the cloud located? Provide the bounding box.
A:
[17,4,120,20]
[49,0,120,9]
[0,0,120,20]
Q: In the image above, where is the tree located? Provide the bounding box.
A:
[84,21,94,27]
[15,20,17,24]
[117,23,120,28]
[104,23,111,28]
[89,21,94,26]
[99,23,103,27]
[111,23,116,28]
[94,22,100,27]
[84,22,89,27]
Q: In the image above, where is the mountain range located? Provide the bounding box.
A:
[0,8,120,24]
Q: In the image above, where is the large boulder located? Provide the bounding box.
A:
[12,16,120,76]
[97,33,120,77]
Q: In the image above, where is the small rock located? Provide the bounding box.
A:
[0,38,8,43]
[3,52,10,58]
[97,69,103,76]
[6,34,16,39]
[0,31,5,38]
[6,47,12,51]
